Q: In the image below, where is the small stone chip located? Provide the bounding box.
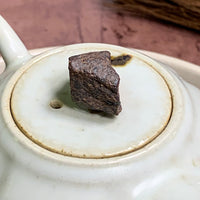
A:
[68,51,122,115]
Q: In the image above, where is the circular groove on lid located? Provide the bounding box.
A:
[10,46,172,158]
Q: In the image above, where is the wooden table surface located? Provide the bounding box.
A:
[0,0,200,65]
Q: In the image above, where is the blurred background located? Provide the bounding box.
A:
[0,0,199,65]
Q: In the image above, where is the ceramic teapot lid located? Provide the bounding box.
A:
[10,44,172,159]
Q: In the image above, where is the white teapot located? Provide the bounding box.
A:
[0,15,200,200]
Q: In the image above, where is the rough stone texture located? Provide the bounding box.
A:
[0,0,199,65]
[68,51,122,115]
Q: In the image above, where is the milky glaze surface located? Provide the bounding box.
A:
[1,15,200,200]
[0,45,200,200]
[11,46,172,158]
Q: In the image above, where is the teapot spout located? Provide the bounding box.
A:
[0,15,31,67]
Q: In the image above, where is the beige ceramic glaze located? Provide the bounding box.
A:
[1,15,200,200]
[10,45,172,159]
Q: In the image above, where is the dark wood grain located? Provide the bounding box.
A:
[0,0,199,65]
